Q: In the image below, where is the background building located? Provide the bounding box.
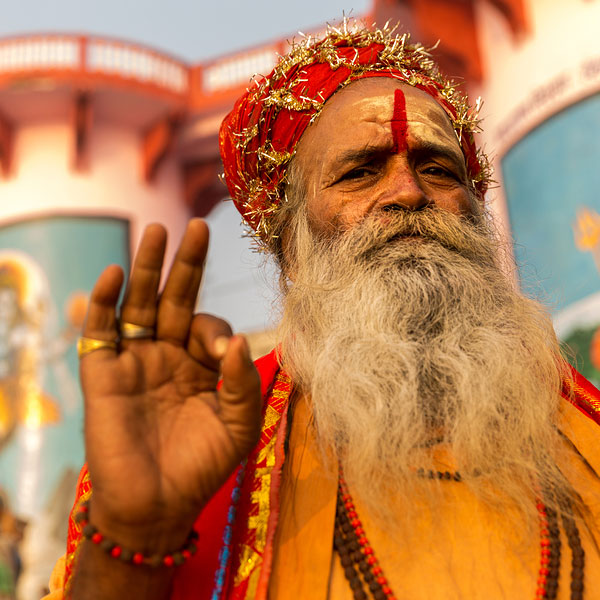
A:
[0,1,597,598]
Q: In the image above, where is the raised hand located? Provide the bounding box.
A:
[78,218,262,553]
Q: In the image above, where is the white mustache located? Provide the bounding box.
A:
[336,207,498,267]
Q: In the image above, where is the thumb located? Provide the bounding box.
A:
[218,335,262,451]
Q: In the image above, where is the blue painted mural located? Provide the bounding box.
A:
[502,92,600,384]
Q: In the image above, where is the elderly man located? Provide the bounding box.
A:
[47,23,600,600]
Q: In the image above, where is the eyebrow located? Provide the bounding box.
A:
[331,139,467,179]
[331,145,391,170]
[410,140,467,177]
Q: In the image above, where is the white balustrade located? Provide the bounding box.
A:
[0,37,78,71]
[0,35,187,96]
[87,40,187,93]
[0,34,290,98]
[202,48,277,93]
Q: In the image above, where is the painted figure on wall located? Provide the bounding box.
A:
[0,251,87,508]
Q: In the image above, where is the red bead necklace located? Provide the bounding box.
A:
[335,472,584,600]
[335,473,396,600]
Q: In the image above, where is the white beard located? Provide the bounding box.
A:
[277,206,571,530]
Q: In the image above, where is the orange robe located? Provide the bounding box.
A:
[48,351,600,599]
[269,393,600,600]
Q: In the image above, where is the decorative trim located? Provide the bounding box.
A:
[224,369,292,599]
[63,467,92,597]
[562,367,600,425]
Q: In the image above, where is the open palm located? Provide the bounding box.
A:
[79,219,261,549]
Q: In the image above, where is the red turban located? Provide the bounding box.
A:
[219,23,491,246]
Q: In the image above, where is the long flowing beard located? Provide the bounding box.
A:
[277,206,571,532]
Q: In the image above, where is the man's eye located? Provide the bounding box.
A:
[422,166,455,179]
[341,167,374,181]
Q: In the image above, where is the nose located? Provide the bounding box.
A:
[377,157,428,213]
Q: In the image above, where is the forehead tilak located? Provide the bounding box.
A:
[391,88,408,154]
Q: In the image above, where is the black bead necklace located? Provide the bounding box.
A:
[334,473,585,600]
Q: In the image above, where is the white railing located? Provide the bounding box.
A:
[0,33,331,100]
[0,37,79,70]
[87,39,188,94]
[202,47,278,93]
[0,35,188,96]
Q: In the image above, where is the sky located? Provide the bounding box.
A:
[0,0,371,62]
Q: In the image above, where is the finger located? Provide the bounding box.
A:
[119,223,167,335]
[217,336,262,449]
[81,264,124,355]
[187,313,233,370]
[156,218,209,344]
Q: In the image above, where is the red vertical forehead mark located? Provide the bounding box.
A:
[391,88,408,154]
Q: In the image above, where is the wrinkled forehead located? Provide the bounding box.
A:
[325,77,459,147]
[294,77,466,176]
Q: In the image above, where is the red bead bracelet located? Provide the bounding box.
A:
[74,500,198,567]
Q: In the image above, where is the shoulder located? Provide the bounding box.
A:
[561,365,600,427]
[559,365,600,480]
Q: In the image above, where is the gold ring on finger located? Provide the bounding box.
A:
[77,337,117,358]
[119,320,155,340]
